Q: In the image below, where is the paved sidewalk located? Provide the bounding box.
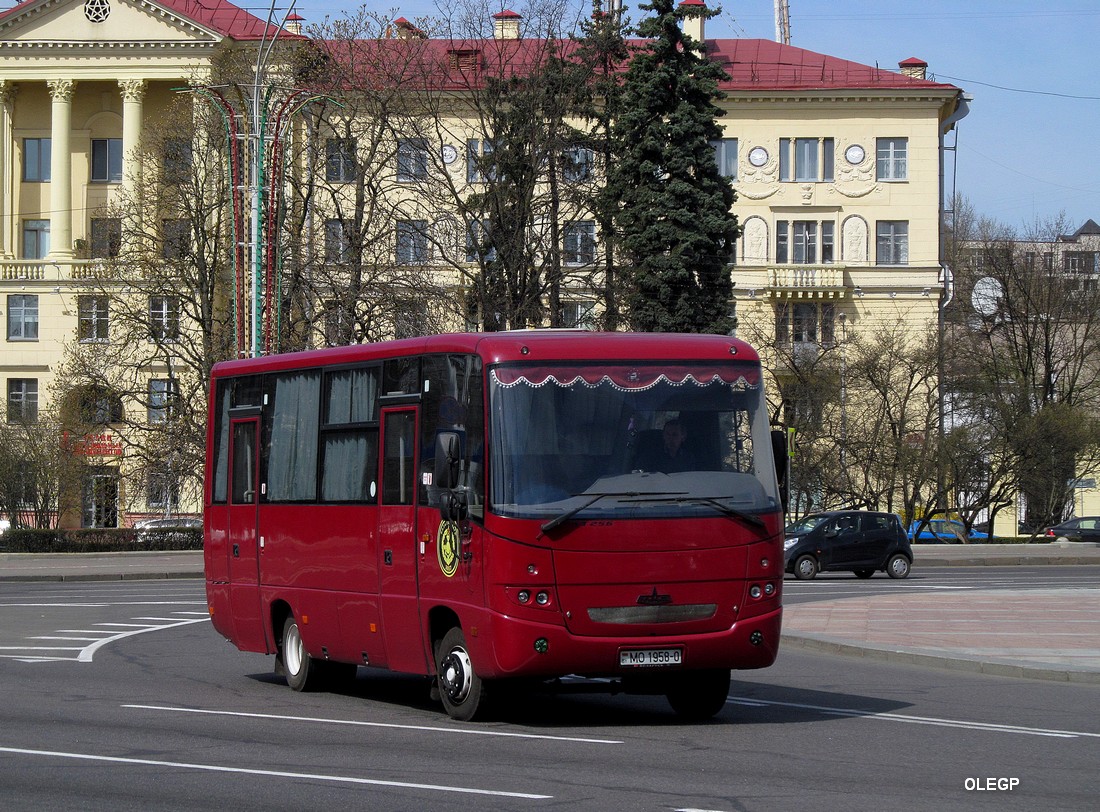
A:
[2,545,1099,685]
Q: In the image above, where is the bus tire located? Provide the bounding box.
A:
[436,627,487,721]
[281,616,321,692]
[666,669,731,720]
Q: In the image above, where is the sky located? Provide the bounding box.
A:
[255,1,1100,234]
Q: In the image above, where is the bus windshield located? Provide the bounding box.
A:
[488,362,780,522]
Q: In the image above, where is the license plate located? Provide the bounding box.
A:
[619,648,683,668]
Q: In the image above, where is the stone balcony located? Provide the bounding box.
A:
[0,258,117,283]
[764,264,846,299]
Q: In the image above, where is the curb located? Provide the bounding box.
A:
[781,633,1100,686]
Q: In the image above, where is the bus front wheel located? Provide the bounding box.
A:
[436,627,487,721]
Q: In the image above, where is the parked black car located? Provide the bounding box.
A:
[784,510,912,580]
[1043,517,1100,543]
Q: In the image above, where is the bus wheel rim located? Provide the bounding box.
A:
[441,648,473,703]
[286,624,303,675]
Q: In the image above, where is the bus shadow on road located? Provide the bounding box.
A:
[244,668,909,728]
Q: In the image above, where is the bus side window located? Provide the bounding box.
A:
[382,411,417,505]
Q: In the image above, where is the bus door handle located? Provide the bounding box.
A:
[232,544,240,558]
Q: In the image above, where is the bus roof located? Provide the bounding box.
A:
[210,331,761,378]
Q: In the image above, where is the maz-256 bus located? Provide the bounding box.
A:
[204,331,785,721]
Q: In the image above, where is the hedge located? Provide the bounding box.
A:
[0,527,202,553]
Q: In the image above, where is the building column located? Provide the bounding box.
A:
[0,81,16,259]
[119,79,145,200]
[47,79,75,260]
[119,78,146,248]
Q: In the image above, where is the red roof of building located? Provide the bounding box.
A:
[0,0,283,41]
[309,34,957,96]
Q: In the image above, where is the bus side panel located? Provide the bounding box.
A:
[203,504,236,642]
[259,505,382,663]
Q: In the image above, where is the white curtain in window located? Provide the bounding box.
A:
[267,371,320,500]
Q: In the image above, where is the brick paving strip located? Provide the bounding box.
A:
[782,588,1100,685]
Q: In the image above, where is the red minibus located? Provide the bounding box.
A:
[204,331,785,720]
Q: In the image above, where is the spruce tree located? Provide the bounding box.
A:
[607,0,737,333]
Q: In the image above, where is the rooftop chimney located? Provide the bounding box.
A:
[899,57,928,80]
[493,10,522,40]
[679,0,706,43]
[285,13,303,36]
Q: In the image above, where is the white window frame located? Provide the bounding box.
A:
[876,138,908,181]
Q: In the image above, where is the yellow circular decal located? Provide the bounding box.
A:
[437,520,460,577]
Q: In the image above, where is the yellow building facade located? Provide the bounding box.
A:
[0,0,966,528]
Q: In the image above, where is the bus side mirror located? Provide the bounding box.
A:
[435,431,461,490]
[771,428,790,514]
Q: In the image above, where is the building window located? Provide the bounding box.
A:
[465,219,497,263]
[162,219,190,261]
[78,295,110,342]
[326,137,356,182]
[559,301,596,329]
[775,302,835,345]
[1064,251,1100,274]
[148,378,178,423]
[396,138,429,181]
[394,299,428,340]
[23,138,51,182]
[91,138,124,183]
[82,466,119,528]
[76,386,123,425]
[711,138,738,179]
[7,378,38,423]
[780,137,834,182]
[776,220,834,264]
[466,139,495,183]
[7,294,39,341]
[876,138,908,181]
[564,221,597,266]
[90,218,121,258]
[22,220,50,259]
[146,464,180,512]
[163,138,192,183]
[149,295,180,342]
[562,146,594,182]
[325,219,354,264]
[876,221,909,265]
[396,220,429,264]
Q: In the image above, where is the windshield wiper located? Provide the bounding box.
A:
[624,495,767,530]
[538,491,687,537]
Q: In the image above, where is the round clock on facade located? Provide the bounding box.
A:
[748,146,769,167]
[441,145,458,164]
[845,144,866,165]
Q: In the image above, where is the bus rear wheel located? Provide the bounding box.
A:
[666,669,731,720]
[436,627,487,721]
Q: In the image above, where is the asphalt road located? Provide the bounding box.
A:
[1,572,1098,810]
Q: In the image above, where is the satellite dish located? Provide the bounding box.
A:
[971,276,1003,317]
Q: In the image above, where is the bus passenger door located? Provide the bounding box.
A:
[227,417,266,652]
[378,408,428,674]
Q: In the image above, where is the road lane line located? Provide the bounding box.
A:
[0,746,552,799]
[77,618,209,662]
[124,704,624,745]
[728,697,1099,738]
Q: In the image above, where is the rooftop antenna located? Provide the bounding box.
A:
[774,0,790,44]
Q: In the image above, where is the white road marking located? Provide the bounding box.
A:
[728,697,1100,738]
[0,746,552,799]
[124,704,625,745]
[77,618,208,662]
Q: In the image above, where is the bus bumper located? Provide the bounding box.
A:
[476,606,783,679]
